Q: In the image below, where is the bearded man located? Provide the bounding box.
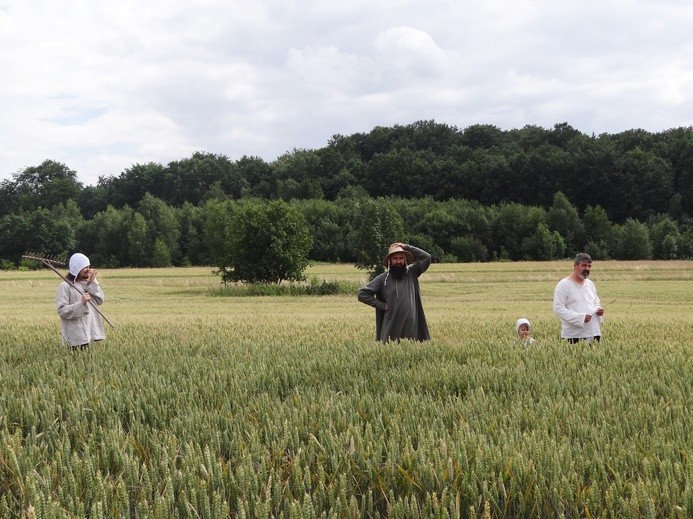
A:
[357,243,431,343]
[553,252,605,343]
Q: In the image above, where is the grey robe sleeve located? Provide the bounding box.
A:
[357,274,387,311]
[405,245,431,275]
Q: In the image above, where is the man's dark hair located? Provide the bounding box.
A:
[574,252,592,265]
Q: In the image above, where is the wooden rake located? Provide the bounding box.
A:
[22,253,115,328]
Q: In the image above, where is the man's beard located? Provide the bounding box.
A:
[389,264,407,280]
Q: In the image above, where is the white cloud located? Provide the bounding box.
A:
[1,0,692,185]
[374,27,453,79]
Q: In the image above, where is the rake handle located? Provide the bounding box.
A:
[22,255,115,328]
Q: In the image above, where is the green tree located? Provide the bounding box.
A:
[203,199,237,281]
[450,235,489,262]
[151,238,172,267]
[126,212,149,267]
[365,148,439,199]
[276,177,324,201]
[661,234,679,259]
[237,156,275,199]
[348,197,405,277]
[613,218,652,260]
[549,122,582,148]
[296,199,351,262]
[103,162,166,209]
[582,205,613,244]
[4,201,86,265]
[76,183,111,219]
[582,204,614,259]
[646,214,680,259]
[0,214,29,264]
[77,205,131,267]
[273,149,325,200]
[460,124,505,149]
[51,199,85,230]
[491,203,546,260]
[163,152,246,205]
[521,223,565,260]
[566,135,616,215]
[611,148,674,221]
[137,194,181,266]
[584,240,610,261]
[176,202,209,265]
[547,192,583,252]
[0,160,82,215]
[418,207,464,254]
[24,208,76,260]
[222,200,313,284]
[677,224,693,258]
[452,149,513,204]
[676,159,693,217]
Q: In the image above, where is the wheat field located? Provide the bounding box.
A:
[1,261,692,517]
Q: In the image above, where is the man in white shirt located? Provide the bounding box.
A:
[553,253,605,343]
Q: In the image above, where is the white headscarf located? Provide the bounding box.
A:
[515,318,531,333]
[69,253,90,277]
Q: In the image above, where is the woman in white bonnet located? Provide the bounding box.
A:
[56,252,106,351]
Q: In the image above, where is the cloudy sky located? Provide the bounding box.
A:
[1,0,692,186]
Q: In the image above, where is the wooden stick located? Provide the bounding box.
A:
[22,254,115,328]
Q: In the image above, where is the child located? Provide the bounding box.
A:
[515,318,535,345]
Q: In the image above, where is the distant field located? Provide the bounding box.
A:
[6,259,692,327]
[1,261,692,517]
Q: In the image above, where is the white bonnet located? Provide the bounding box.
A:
[69,253,90,277]
[515,318,531,333]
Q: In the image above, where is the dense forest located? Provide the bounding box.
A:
[1,121,692,269]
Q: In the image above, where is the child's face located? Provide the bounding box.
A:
[517,324,531,338]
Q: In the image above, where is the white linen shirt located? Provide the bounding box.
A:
[552,277,604,339]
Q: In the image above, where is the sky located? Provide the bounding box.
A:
[1,0,692,186]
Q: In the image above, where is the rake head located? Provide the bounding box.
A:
[22,252,67,267]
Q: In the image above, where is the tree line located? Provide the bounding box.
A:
[1,190,690,274]
[1,121,692,273]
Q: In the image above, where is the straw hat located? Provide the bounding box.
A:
[382,244,414,267]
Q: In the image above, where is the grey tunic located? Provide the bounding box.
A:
[358,245,431,342]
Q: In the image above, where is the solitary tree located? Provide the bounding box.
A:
[222,200,313,284]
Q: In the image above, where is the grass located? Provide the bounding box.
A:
[0,260,692,517]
